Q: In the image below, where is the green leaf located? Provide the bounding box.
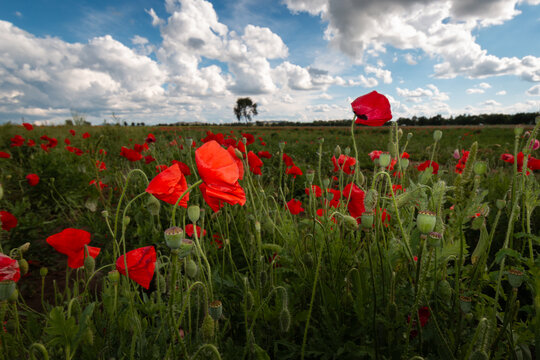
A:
[494,248,523,264]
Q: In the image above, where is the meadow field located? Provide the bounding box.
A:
[0,120,539,359]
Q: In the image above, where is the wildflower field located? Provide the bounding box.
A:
[0,94,540,359]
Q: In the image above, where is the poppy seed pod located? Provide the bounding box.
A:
[507,268,524,288]
[187,205,200,223]
[433,130,443,142]
[473,161,487,175]
[459,296,472,313]
[334,145,342,158]
[379,153,391,168]
[108,270,120,284]
[209,300,223,321]
[40,267,48,277]
[417,210,436,234]
[496,199,506,210]
[164,226,184,250]
[344,146,351,156]
[305,170,315,183]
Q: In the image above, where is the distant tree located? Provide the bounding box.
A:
[234,98,258,123]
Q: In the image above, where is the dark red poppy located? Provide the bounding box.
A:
[115,246,156,289]
[501,152,540,173]
[0,211,17,231]
[257,151,272,159]
[69,129,76,136]
[82,132,90,139]
[343,183,365,223]
[455,150,469,174]
[133,143,149,153]
[10,135,25,147]
[120,146,143,162]
[22,123,33,131]
[0,253,20,282]
[417,160,439,175]
[66,146,84,156]
[89,179,107,190]
[27,139,35,147]
[146,163,189,207]
[201,131,225,145]
[46,228,101,269]
[286,199,304,215]
[401,152,410,159]
[156,165,168,173]
[351,91,392,126]
[247,151,263,175]
[332,155,356,174]
[96,161,106,171]
[144,155,155,164]
[241,133,255,145]
[227,146,244,180]
[26,173,39,186]
[236,140,246,154]
[145,133,156,143]
[305,185,322,197]
[64,138,71,145]
[212,234,223,248]
[368,150,382,161]
[283,153,294,167]
[195,141,246,212]
[185,224,207,238]
[327,188,341,208]
[0,152,11,159]
[171,160,191,176]
[286,165,303,178]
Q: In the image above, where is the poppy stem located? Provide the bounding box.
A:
[171,180,203,228]
[350,116,361,185]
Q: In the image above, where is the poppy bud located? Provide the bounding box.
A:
[357,170,365,185]
[186,259,198,278]
[201,314,215,340]
[188,205,200,223]
[0,281,16,301]
[40,267,48,277]
[19,259,29,276]
[234,148,243,159]
[473,161,487,175]
[278,142,285,151]
[279,308,291,333]
[123,216,130,227]
[254,221,261,233]
[397,128,403,140]
[108,270,120,284]
[343,215,358,230]
[361,212,374,229]
[8,288,18,302]
[334,145,342,158]
[147,195,160,216]
[84,246,95,275]
[407,133,413,141]
[364,189,378,210]
[164,226,185,250]
[209,300,223,321]
[18,242,30,254]
[0,183,3,201]
[305,170,315,184]
[322,178,330,189]
[400,158,409,169]
[438,279,452,301]
[433,130,443,142]
[496,199,506,210]
[379,152,391,168]
[185,138,193,147]
[101,210,109,218]
[507,268,524,288]
[416,210,436,234]
[344,147,351,156]
[514,127,523,136]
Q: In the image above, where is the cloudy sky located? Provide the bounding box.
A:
[1,0,540,125]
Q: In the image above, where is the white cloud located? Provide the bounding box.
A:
[466,88,485,94]
[404,53,417,65]
[483,99,501,106]
[146,8,165,26]
[242,25,288,59]
[479,82,491,89]
[496,90,507,95]
[527,84,540,95]
[365,65,392,84]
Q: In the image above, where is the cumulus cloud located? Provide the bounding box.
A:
[527,85,540,95]
[496,90,507,95]
[466,88,485,94]
[396,84,449,106]
[365,65,392,84]
[404,53,417,65]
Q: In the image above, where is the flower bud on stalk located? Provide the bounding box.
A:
[344,147,351,156]
[343,215,359,230]
[496,199,506,210]
[334,145,342,158]
[108,270,120,284]
[278,141,285,152]
[19,259,29,276]
[361,212,374,229]
[84,245,95,275]
[201,314,215,340]
[185,259,198,278]
[147,195,161,216]
[40,267,48,277]
[379,153,391,168]
[514,127,523,136]
[306,169,315,184]
[187,205,200,223]
[400,158,409,169]
[433,130,443,142]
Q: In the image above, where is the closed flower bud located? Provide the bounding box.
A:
[19,259,29,276]
[201,314,215,340]
[433,130,443,142]
[8,288,18,302]
[40,267,48,277]
[322,178,330,189]
[318,137,324,144]
[122,216,130,227]
[101,210,109,218]
[379,152,391,168]
[438,279,452,301]
[417,210,436,234]
[364,189,379,210]
[108,270,120,284]
[185,138,193,147]
[254,221,261,233]
[187,205,200,223]
[84,247,95,275]
[343,215,359,230]
[209,300,223,321]
[279,308,291,332]
[186,259,198,278]
[344,147,351,156]
[407,133,413,141]
[18,242,30,254]
[397,128,403,140]
[278,141,285,151]
[334,145,342,158]
[164,226,185,250]
[361,211,374,229]
[234,148,243,158]
[357,170,365,185]
[305,170,315,184]
[303,253,314,268]
[473,161,487,175]
[514,127,523,136]
[496,199,506,210]
[147,195,160,216]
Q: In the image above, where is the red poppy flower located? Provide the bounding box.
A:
[455,150,469,174]
[96,161,106,171]
[146,163,189,207]
[40,135,58,152]
[120,146,143,162]
[332,155,356,174]
[0,152,11,159]
[115,246,156,289]
[327,188,341,208]
[0,211,17,231]
[501,152,540,173]
[22,123,33,131]
[227,146,244,180]
[145,133,156,143]
[343,183,365,223]
[305,185,322,197]
[144,155,156,164]
[0,253,20,282]
[286,165,303,178]
[26,173,39,186]
[171,160,191,176]
[283,153,294,167]
[195,141,246,212]
[185,224,207,238]
[46,228,101,269]
[241,133,255,145]
[417,160,439,175]
[134,143,149,153]
[351,91,392,126]
[82,132,90,139]
[89,179,107,190]
[368,150,382,161]
[156,164,168,173]
[257,151,272,159]
[401,152,410,159]
[64,138,71,145]
[212,234,223,248]
[247,151,263,175]
[27,139,35,147]
[69,129,76,136]
[65,146,84,156]
[10,135,25,147]
[286,199,304,215]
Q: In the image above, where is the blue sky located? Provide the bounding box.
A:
[1,0,539,125]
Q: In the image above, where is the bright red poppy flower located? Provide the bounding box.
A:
[283,153,294,167]
[46,228,101,269]
[10,135,25,147]
[66,146,84,156]
[327,188,341,208]
[27,139,35,147]
[227,146,244,180]
[241,133,255,145]
[286,199,304,215]
[171,160,191,176]
[146,163,189,207]
[185,224,207,238]
[64,138,71,145]
[144,155,156,164]
[0,211,17,231]
[69,129,76,136]
[401,152,410,159]
[145,133,156,143]
[343,183,365,223]
[82,132,90,139]
[368,150,383,161]
[351,91,392,126]
[96,161,106,171]
[0,152,11,159]
[455,150,469,174]
[417,160,439,175]
[247,151,263,175]
[26,173,39,186]
[116,246,156,289]
[195,141,246,212]
[22,123,33,131]
[305,185,322,197]
[155,165,168,173]
[0,253,20,282]
[120,146,143,162]
[257,151,272,159]
[133,143,149,153]
[286,165,303,178]
[89,179,107,190]
[332,155,356,174]
[501,152,540,173]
